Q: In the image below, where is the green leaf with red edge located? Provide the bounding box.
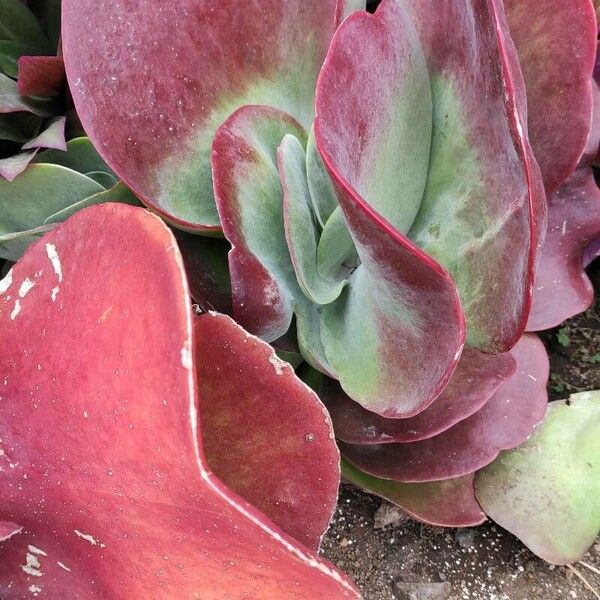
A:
[0,203,359,598]
[342,460,485,528]
[476,391,600,565]
[212,104,307,342]
[62,0,340,231]
[340,334,548,482]
[315,0,545,355]
[504,0,597,194]
[323,348,516,444]
[195,312,340,551]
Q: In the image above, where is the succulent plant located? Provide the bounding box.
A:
[1,0,600,595]
[0,0,75,180]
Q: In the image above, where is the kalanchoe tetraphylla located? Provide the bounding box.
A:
[62,0,544,417]
[0,0,73,180]
[0,204,357,597]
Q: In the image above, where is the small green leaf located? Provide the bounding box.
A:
[557,326,571,347]
[306,125,338,227]
[34,136,116,175]
[475,391,600,564]
[0,0,51,55]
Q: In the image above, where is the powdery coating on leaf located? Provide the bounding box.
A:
[62,0,339,231]
[527,168,600,331]
[195,312,340,551]
[504,0,597,194]
[324,348,516,444]
[342,460,485,528]
[0,203,358,599]
[476,391,600,564]
[340,334,548,482]
[212,105,307,342]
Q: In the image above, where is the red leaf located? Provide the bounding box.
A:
[0,204,358,598]
[17,56,65,98]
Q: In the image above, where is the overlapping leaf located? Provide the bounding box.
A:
[62,0,342,231]
[0,203,358,598]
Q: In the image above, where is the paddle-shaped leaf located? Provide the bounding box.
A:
[342,461,485,528]
[62,0,339,231]
[324,349,516,444]
[315,0,545,354]
[340,335,548,482]
[504,0,597,194]
[0,203,359,598]
[196,312,340,551]
[528,169,600,331]
[476,391,600,565]
[17,55,65,97]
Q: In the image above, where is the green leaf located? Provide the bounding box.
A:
[0,40,31,78]
[279,133,345,305]
[34,136,116,175]
[0,112,41,142]
[0,163,104,259]
[306,125,338,227]
[475,391,600,564]
[0,0,51,55]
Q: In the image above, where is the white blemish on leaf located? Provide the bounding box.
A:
[27,545,47,556]
[18,278,35,298]
[0,524,22,542]
[0,269,13,294]
[45,243,63,282]
[21,552,43,577]
[28,584,42,595]
[74,529,105,548]
[10,299,21,320]
[57,561,71,572]
[180,342,192,369]
[268,353,287,376]
[51,286,59,302]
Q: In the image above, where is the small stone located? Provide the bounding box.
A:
[374,501,408,529]
[394,581,452,600]
[455,528,476,549]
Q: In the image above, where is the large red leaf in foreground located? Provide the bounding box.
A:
[0,204,358,598]
[196,312,340,551]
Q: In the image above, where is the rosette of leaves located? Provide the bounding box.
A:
[0,0,73,180]
[2,0,597,572]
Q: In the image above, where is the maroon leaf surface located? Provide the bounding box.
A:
[0,204,358,598]
[528,169,600,331]
[340,335,548,483]
[195,311,340,551]
[324,349,516,445]
[342,461,485,528]
[62,0,339,231]
[504,0,597,194]
[17,56,65,98]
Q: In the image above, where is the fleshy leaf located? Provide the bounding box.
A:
[340,335,548,482]
[0,0,52,56]
[0,164,104,259]
[476,391,600,565]
[0,150,37,181]
[0,72,56,116]
[212,104,306,342]
[335,0,367,25]
[528,169,600,331]
[196,312,340,551]
[34,136,116,176]
[342,460,485,528]
[62,0,340,231]
[0,112,41,143]
[504,0,597,194]
[324,348,516,444]
[316,0,545,354]
[0,203,359,598]
[279,134,345,305]
[17,55,65,97]
[0,522,22,542]
[21,115,66,150]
